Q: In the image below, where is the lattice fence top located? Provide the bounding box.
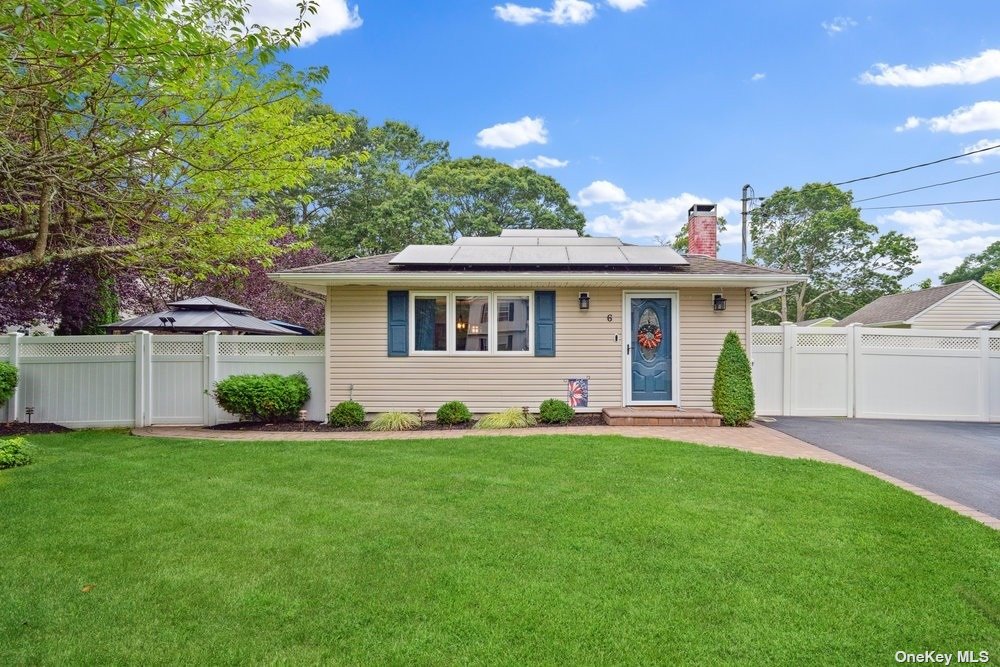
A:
[991,336,1000,352]
[0,343,8,359]
[20,340,135,357]
[861,333,978,351]
[219,339,324,357]
[152,340,202,356]
[752,331,783,347]
[796,333,847,348]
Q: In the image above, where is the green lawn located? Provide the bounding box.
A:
[1,432,997,665]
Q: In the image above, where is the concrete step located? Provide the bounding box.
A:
[602,407,723,427]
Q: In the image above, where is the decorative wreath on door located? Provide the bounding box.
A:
[637,323,663,349]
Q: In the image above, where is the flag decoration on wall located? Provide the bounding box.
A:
[567,378,589,408]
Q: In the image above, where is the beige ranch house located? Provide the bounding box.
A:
[271,205,802,416]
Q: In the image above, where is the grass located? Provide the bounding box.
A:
[1,431,998,665]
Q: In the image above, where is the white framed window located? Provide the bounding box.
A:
[409,292,532,355]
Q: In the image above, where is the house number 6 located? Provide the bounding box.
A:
[607,314,613,322]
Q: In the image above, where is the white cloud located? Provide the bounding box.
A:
[959,138,1000,163]
[581,185,741,244]
[494,0,595,25]
[513,155,569,169]
[821,16,856,35]
[577,180,628,206]
[493,3,547,24]
[860,49,1000,87]
[606,0,646,10]
[751,72,766,82]
[245,0,361,46]
[880,209,1000,273]
[896,101,1000,134]
[476,116,548,149]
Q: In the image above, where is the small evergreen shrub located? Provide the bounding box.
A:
[436,401,472,425]
[368,411,421,431]
[539,398,574,424]
[712,331,755,426]
[0,437,33,469]
[329,400,366,427]
[474,407,536,429]
[0,361,17,408]
[213,372,310,422]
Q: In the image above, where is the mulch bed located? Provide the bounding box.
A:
[209,412,607,432]
[1,423,74,436]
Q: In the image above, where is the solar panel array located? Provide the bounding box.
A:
[390,230,689,266]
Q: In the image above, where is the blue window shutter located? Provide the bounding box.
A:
[535,291,556,357]
[387,291,409,357]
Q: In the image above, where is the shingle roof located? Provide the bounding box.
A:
[280,252,795,277]
[836,281,972,326]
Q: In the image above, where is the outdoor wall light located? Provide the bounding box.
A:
[578,292,590,310]
[713,293,727,311]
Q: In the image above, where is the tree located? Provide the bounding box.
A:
[307,115,452,259]
[749,183,918,324]
[0,1,352,279]
[417,157,586,240]
[670,216,727,253]
[940,241,1000,284]
[982,270,1000,294]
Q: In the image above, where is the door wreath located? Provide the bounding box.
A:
[637,323,662,349]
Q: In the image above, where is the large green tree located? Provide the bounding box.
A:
[0,0,351,278]
[940,241,1000,285]
[749,183,919,323]
[417,157,586,240]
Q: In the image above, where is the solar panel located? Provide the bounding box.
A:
[451,245,514,264]
[620,245,687,265]
[510,246,571,264]
[500,229,579,237]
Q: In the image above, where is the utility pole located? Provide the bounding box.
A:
[741,184,754,263]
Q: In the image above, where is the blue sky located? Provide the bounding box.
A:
[256,0,1000,284]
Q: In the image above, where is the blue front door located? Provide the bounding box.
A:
[629,297,672,403]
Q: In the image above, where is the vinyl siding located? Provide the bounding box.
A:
[325,285,748,413]
[908,283,1000,329]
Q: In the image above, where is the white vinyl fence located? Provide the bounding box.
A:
[3,332,325,428]
[751,325,1000,422]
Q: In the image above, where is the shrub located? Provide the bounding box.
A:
[329,400,365,427]
[213,372,310,422]
[436,401,472,425]
[368,411,421,432]
[474,407,536,429]
[712,331,755,426]
[539,398,575,424]
[0,361,17,408]
[0,437,33,469]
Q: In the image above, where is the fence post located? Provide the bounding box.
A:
[846,325,860,418]
[133,331,148,428]
[7,333,22,422]
[203,331,219,426]
[980,330,990,422]
[781,322,794,416]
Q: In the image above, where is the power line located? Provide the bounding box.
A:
[833,143,1000,186]
[854,168,1000,202]
[857,196,1000,211]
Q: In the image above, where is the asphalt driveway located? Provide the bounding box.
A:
[767,417,1000,519]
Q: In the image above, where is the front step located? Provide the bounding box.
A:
[602,407,722,427]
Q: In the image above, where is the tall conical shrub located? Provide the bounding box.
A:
[712,331,755,426]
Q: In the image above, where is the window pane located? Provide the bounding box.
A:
[414,296,446,351]
[497,296,530,352]
[456,296,489,352]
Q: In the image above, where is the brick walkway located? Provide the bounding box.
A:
[133,423,999,530]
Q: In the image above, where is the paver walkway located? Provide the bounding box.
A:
[134,423,999,530]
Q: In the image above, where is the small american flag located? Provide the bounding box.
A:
[567,379,589,408]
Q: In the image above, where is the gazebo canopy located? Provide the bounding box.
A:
[106,296,299,335]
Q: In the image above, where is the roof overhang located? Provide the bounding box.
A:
[268,271,807,296]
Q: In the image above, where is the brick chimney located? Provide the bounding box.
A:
[687,203,717,258]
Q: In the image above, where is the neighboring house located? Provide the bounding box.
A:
[270,205,803,413]
[835,281,1000,330]
[798,316,838,327]
[107,296,302,335]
